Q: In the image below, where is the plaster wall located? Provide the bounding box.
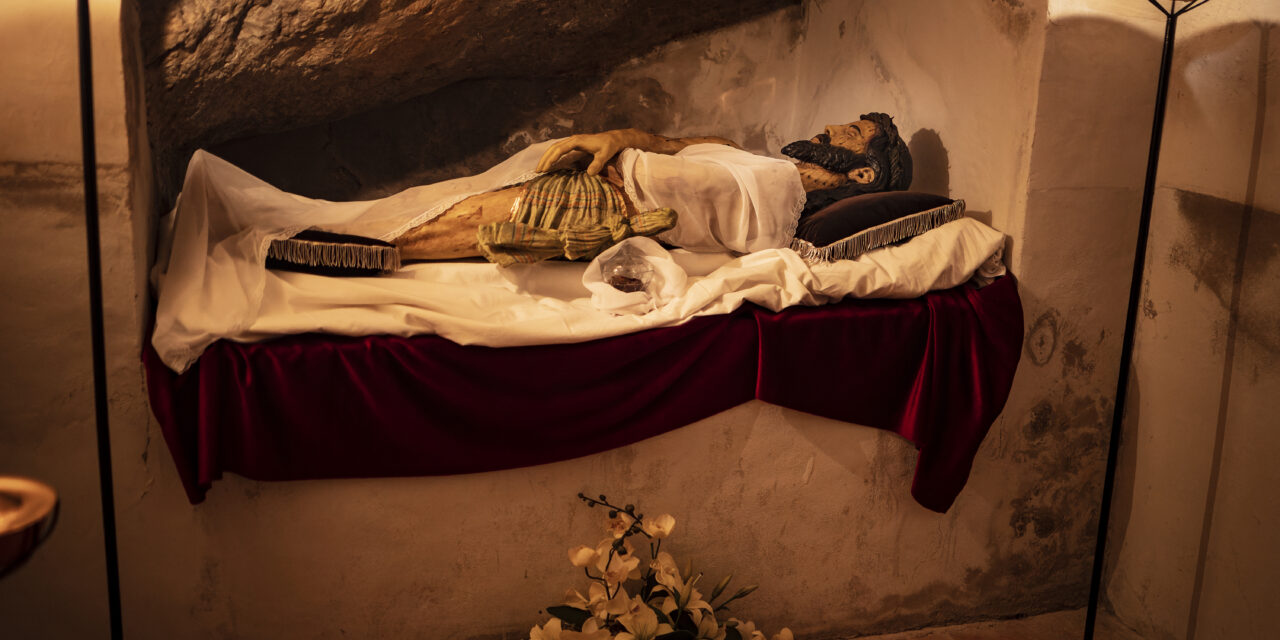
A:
[112,2,1070,638]
[1095,2,1280,639]
[0,0,1183,638]
[0,1,147,639]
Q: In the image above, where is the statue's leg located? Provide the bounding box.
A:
[394,186,526,260]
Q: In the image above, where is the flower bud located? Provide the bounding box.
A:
[710,573,733,602]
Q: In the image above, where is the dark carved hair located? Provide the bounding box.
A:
[779,138,866,174]
[861,112,912,191]
[799,112,913,217]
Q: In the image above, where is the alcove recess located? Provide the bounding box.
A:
[139,0,799,206]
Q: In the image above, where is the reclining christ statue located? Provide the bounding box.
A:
[153,112,941,372]
[384,112,912,265]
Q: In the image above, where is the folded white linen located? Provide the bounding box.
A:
[154,212,1006,373]
[582,238,691,315]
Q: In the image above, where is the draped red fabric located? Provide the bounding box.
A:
[143,276,1022,512]
[754,276,1024,511]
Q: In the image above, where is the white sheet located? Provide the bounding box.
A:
[152,145,1007,374]
[618,144,806,253]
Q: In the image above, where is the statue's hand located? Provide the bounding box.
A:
[536,130,637,176]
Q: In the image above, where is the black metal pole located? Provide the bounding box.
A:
[1083,2,1194,637]
[75,1,125,638]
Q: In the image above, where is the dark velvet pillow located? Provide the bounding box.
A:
[790,191,965,262]
[266,229,401,277]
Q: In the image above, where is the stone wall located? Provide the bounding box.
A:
[9,0,1276,638]
[107,2,1075,637]
[1090,2,1280,639]
[138,0,798,203]
[0,1,145,638]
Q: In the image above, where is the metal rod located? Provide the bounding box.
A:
[1145,0,1172,16]
[76,1,124,638]
[1082,4,1192,637]
[1176,0,1213,17]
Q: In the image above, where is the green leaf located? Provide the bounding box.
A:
[546,605,591,629]
[654,607,673,626]
[675,612,699,633]
[641,573,658,600]
[655,632,696,640]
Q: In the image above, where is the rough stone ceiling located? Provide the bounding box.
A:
[140,0,800,198]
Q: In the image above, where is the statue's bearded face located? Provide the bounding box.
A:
[782,119,880,193]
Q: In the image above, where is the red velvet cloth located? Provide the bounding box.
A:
[143,276,1022,512]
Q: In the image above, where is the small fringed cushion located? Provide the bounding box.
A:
[790,191,965,262]
[266,229,401,277]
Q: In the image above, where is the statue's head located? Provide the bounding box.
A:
[782,112,913,215]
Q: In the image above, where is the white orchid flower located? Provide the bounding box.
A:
[641,514,675,539]
[602,552,641,586]
[571,617,617,639]
[595,537,636,561]
[616,604,674,640]
[561,628,614,640]
[606,512,636,538]
[568,545,600,568]
[530,618,562,640]
[649,551,683,591]
[583,582,611,621]
[595,539,641,585]
[604,584,634,618]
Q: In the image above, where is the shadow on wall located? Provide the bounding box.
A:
[135,0,801,204]
[1162,20,1279,358]
[907,128,950,198]
[208,74,678,201]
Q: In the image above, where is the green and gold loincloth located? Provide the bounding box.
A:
[476,170,676,266]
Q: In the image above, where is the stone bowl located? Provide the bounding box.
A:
[0,476,58,579]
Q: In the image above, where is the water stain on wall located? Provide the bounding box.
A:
[985,0,1032,44]
[1168,189,1280,355]
[784,4,807,51]
[1010,500,1059,538]
[1025,309,1058,366]
[1061,338,1095,378]
[1025,400,1056,440]
[1142,297,1159,319]
[1238,202,1280,355]
[1167,190,1245,301]
[0,163,85,219]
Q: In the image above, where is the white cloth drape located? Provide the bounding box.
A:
[618,144,806,253]
[151,142,1006,374]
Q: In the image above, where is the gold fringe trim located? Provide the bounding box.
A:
[267,236,401,273]
[789,199,966,262]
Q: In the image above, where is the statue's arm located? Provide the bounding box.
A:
[535,128,740,176]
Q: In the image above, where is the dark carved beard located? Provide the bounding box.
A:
[781,135,865,174]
